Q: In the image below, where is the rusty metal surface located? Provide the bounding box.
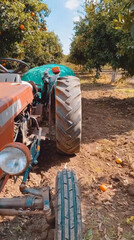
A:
[0,82,33,113]
[0,82,33,150]
[0,187,55,222]
[0,196,43,210]
[0,209,45,216]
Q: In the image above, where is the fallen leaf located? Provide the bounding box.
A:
[104,234,110,240]
[64,163,68,169]
[84,229,93,240]
[126,216,134,224]
[117,226,123,238]
[98,222,103,232]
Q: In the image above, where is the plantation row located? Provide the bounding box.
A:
[69,0,134,77]
[0,0,133,75]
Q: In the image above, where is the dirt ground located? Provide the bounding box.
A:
[0,71,134,240]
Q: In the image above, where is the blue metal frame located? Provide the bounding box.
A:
[22,128,42,185]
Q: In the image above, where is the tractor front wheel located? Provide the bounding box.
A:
[55,169,82,240]
[55,76,81,155]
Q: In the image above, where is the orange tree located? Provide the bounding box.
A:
[69,0,134,76]
[0,0,63,66]
[23,31,63,67]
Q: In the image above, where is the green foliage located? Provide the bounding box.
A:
[23,31,63,67]
[113,0,134,38]
[0,0,63,67]
[69,0,134,76]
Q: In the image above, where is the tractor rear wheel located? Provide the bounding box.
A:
[55,169,82,240]
[55,76,81,155]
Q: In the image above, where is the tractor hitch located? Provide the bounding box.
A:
[0,186,54,223]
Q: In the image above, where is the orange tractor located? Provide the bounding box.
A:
[0,58,82,240]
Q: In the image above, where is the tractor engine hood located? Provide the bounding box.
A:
[0,82,33,150]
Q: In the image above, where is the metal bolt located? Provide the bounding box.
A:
[43,205,49,211]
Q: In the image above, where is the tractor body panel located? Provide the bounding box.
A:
[0,82,33,150]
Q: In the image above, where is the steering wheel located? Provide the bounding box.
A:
[0,58,30,74]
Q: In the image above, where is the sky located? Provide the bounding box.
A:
[46,0,84,55]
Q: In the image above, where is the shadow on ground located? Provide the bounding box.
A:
[0,214,54,240]
[81,82,114,92]
[36,139,71,173]
[82,96,134,144]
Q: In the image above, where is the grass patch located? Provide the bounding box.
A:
[114,88,134,97]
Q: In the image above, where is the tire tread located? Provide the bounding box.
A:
[56,76,81,154]
[55,169,82,240]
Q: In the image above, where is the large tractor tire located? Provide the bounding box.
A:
[55,169,82,240]
[56,76,81,155]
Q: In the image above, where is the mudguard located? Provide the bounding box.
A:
[21,64,75,90]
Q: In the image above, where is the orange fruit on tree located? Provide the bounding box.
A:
[31,12,35,17]
[100,184,107,192]
[2,63,6,66]
[20,24,25,30]
[44,26,47,31]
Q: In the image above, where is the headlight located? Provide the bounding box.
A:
[0,143,31,175]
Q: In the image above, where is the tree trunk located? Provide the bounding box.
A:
[111,69,118,82]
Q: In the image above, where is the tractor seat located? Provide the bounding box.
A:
[0,73,21,83]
